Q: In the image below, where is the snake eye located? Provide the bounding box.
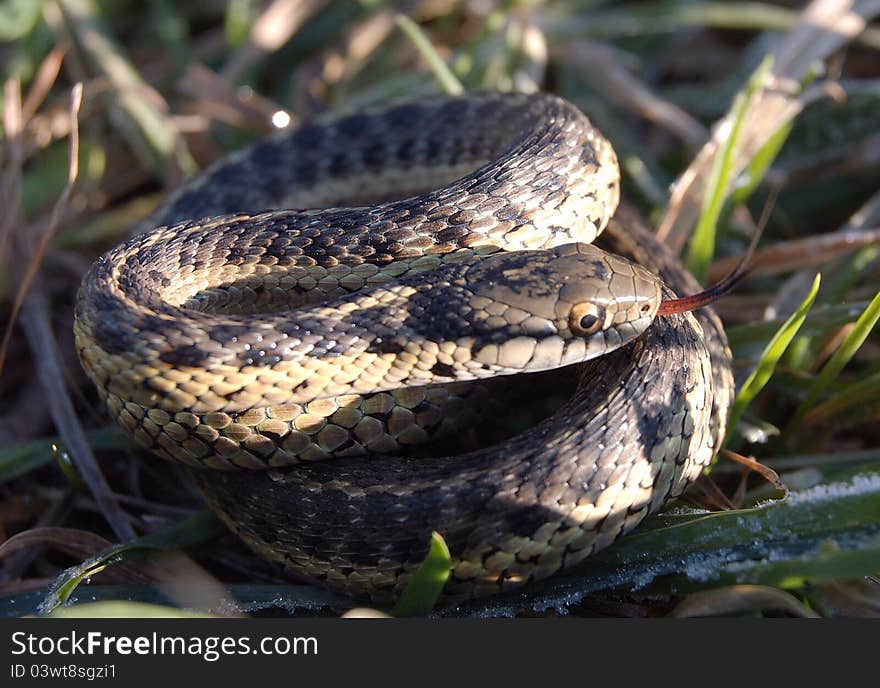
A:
[570,303,606,336]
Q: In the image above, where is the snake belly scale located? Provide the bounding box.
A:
[74,93,733,602]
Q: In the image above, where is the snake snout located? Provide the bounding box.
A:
[548,248,662,339]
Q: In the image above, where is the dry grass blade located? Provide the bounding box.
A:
[1,80,135,543]
[0,84,82,376]
[707,227,880,280]
[0,79,23,275]
[0,578,58,596]
[147,551,240,616]
[809,580,880,617]
[341,607,391,618]
[1,487,74,580]
[692,474,736,510]
[178,63,287,132]
[18,283,135,542]
[800,370,880,426]
[21,44,69,122]
[222,0,329,82]
[719,449,786,491]
[56,0,196,181]
[558,41,707,148]
[709,187,880,280]
[294,8,397,109]
[0,527,113,561]
[774,0,880,76]
[671,585,821,617]
[657,0,880,253]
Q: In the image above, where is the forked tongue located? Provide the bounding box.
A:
[657,226,762,317]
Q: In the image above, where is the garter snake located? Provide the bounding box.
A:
[74,92,733,602]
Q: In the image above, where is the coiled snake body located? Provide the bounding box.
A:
[75,93,733,602]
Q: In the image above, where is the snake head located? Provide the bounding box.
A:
[464,243,662,373]
[550,243,662,363]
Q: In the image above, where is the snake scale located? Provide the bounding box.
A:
[74,93,734,602]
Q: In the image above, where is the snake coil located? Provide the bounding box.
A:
[75,93,733,602]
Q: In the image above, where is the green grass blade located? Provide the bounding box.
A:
[825,245,880,305]
[39,512,226,614]
[786,287,880,435]
[727,299,871,350]
[224,0,258,48]
[395,14,464,96]
[798,370,880,428]
[725,273,820,444]
[447,470,880,616]
[730,119,793,205]
[391,531,451,617]
[2,584,347,618]
[0,0,43,42]
[56,0,197,180]
[0,427,124,484]
[686,55,773,283]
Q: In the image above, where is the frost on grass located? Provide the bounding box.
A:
[229,585,347,615]
[12,474,875,618]
[444,472,880,617]
[780,471,880,506]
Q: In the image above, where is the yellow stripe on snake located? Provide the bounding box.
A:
[74,93,733,602]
